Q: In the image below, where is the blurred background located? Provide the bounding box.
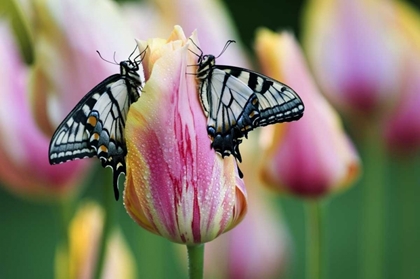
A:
[1,0,420,278]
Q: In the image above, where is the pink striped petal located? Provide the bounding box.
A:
[124,27,247,244]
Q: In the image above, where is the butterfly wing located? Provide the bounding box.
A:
[217,66,304,126]
[49,74,139,200]
[199,68,260,161]
[199,65,304,163]
[49,74,121,163]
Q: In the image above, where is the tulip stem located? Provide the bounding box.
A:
[360,125,386,279]
[93,176,117,279]
[396,157,419,279]
[187,244,205,279]
[306,200,324,279]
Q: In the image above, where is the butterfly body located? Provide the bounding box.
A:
[195,49,304,164]
[49,56,145,200]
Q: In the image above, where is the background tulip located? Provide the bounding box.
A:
[0,19,87,198]
[256,29,360,198]
[383,1,420,155]
[55,202,136,279]
[302,0,402,117]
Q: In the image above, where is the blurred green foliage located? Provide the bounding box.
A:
[1,0,420,279]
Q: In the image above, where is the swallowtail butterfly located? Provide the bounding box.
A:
[49,47,146,200]
[192,40,304,174]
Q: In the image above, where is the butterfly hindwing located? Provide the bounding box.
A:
[49,57,144,200]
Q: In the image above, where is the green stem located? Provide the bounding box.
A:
[306,200,324,279]
[93,181,117,279]
[187,244,205,279]
[396,157,419,279]
[360,126,386,279]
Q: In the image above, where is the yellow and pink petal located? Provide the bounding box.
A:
[124,26,247,244]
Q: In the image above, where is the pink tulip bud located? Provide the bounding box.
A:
[302,0,402,116]
[256,29,360,197]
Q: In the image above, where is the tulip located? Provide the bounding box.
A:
[384,1,420,154]
[124,26,247,244]
[255,29,360,197]
[302,0,401,117]
[0,19,87,198]
[56,202,136,279]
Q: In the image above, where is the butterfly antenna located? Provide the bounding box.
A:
[113,51,118,64]
[128,43,138,61]
[188,38,203,58]
[136,45,148,62]
[216,40,236,59]
[96,50,118,65]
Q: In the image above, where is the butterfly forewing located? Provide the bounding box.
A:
[49,57,144,200]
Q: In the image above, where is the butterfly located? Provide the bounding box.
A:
[49,47,146,200]
[191,40,304,174]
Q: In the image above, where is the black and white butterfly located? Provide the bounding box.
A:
[49,47,146,200]
[192,40,304,171]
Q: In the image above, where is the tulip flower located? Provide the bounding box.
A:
[124,26,247,245]
[384,1,420,154]
[0,19,87,198]
[384,54,420,154]
[302,0,401,116]
[255,29,360,198]
[56,202,136,279]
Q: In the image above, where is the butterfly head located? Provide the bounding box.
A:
[120,60,140,74]
[196,54,216,79]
